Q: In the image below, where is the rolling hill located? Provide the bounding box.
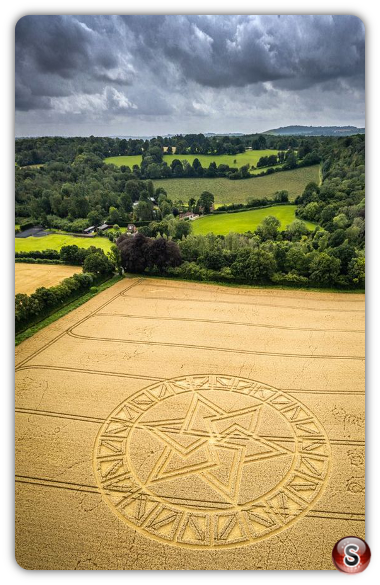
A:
[264,125,365,136]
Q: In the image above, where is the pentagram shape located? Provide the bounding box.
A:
[94,375,331,549]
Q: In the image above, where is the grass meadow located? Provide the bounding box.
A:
[104,150,281,170]
[153,165,319,205]
[191,205,317,236]
[15,233,113,253]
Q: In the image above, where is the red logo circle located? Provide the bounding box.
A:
[332,536,371,573]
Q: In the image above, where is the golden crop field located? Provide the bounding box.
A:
[15,278,365,570]
[15,263,82,295]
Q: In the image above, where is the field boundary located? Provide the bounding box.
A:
[133,273,365,295]
[15,275,123,346]
[15,277,141,365]
[209,202,294,216]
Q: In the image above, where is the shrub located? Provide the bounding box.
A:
[19,221,35,231]
[199,249,226,271]
[83,252,114,276]
[171,261,210,281]
[15,249,60,260]
[271,272,309,286]
[230,248,276,282]
[309,253,341,285]
[15,258,63,265]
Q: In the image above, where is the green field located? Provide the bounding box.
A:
[153,165,319,205]
[191,205,317,236]
[15,234,113,253]
[104,150,280,170]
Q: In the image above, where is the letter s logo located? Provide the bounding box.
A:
[344,543,360,567]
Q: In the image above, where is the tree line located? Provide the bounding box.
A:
[136,145,315,181]
[16,133,327,167]
[115,214,363,289]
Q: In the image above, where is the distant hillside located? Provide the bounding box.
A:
[264,125,365,136]
[111,132,246,139]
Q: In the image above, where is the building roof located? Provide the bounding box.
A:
[180,211,199,219]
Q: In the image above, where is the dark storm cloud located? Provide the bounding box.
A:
[15,15,365,135]
[16,15,95,78]
[119,15,364,89]
[15,82,52,111]
[15,15,135,111]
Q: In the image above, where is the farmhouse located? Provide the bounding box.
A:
[83,226,95,234]
[179,211,200,220]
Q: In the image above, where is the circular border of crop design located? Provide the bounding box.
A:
[93,375,331,549]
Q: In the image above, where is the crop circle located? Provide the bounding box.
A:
[94,375,331,548]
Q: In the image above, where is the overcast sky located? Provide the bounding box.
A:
[15,15,365,137]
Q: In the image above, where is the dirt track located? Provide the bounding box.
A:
[15,277,365,570]
[15,263,82,295]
